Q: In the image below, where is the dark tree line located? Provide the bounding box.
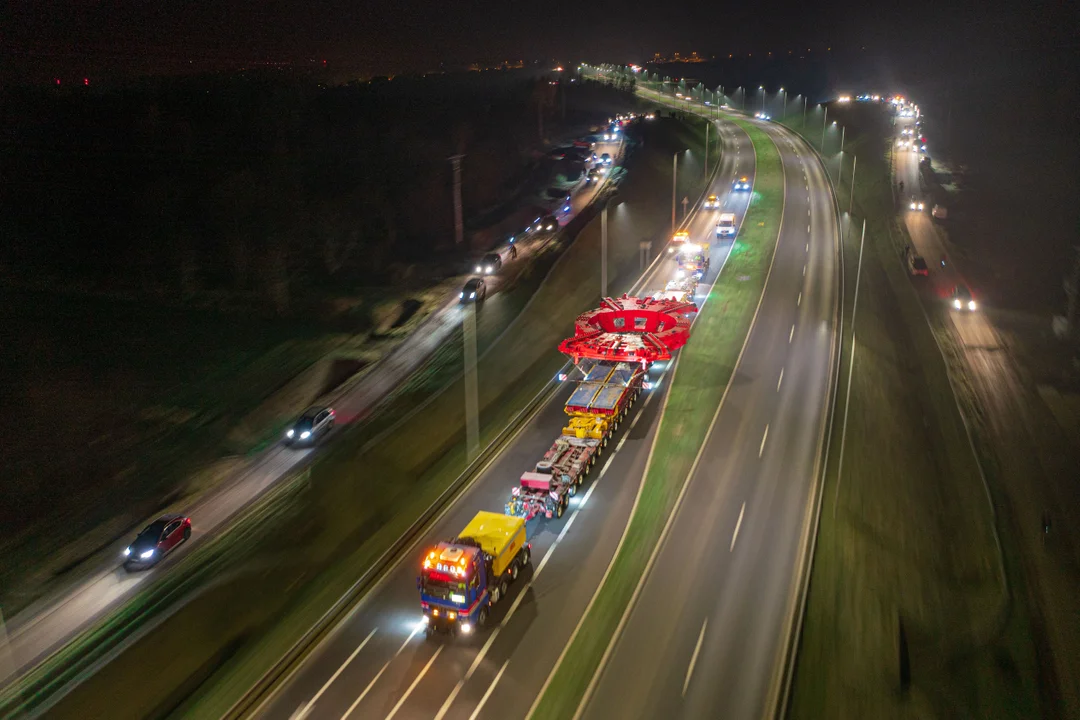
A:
[0,70,571,314]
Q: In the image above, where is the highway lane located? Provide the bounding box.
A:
[580,115,840,720]
[0,136,623,689]
[257,119,756,720]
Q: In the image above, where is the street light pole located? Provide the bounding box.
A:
[821,106,828,151]
[781,89,787,120]
[803,96,807,126]
[759,86,765,112]
[849,155,857,214]
[671,152,678,233]
[705,121,709,177]
[449,154,465,246]
[840,126,846,154]
[463,303,479,462]
[601,205,609,297]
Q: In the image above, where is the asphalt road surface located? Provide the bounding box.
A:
[0,137,623,688]
[579,116,840,719]
[894,112,1080,717]
[256,122,759,720]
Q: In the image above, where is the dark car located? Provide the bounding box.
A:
[600,153,613,166]
[123,514,191,569]
[586,167,602,184]
[540,215,559,232]
[475,253,502,275]
[733,176,751,191]
[909,255,929,276]
[284,406,335,446]
[460,277,487,303]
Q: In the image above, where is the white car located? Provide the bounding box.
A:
[715,213,737,237]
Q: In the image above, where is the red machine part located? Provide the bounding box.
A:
[558,295,697,365]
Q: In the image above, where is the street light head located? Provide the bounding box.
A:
[832,121,837,125]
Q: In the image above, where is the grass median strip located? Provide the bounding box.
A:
[529,116,784,720]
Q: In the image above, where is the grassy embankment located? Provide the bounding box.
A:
[530,114,784,719]
[43,116,712,720]
[782,106,1040,718]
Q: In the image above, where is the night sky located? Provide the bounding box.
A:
[5,0,1072,83]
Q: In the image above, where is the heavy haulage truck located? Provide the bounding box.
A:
[507,360,644,520]
[418,511,530,636]
[506,294,698,522]
[416,295,697,637]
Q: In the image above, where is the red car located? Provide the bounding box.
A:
[123,514,192,569]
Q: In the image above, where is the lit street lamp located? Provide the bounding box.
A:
[759,86,765,112]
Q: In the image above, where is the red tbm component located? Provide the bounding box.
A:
[558,294,697,365]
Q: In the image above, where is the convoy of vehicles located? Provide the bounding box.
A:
[418,294,697,636]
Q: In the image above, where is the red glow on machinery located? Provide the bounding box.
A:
[558,294,697,366]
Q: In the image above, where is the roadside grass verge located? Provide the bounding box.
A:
[787,107,1039,719]
[529,115,783,719]
[39,119,711,720]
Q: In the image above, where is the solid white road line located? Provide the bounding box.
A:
[777,368,784,392]
[341,627,421,719]
[730,502,746,551]
[682,619,709,696]
[302,628,377,714]
[383,646,443,720]
[790,324,795,343]
[759,424,769,457]
[468,660,509,720]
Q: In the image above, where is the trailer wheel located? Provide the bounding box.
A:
[522,545,531,566]
[511,561,520,581]
[498,578,509,600]
[478,607,490,628]
[569,483,577,497]
[556,500,565,518]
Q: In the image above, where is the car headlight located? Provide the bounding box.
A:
[286,429,294,438]
[123,547,131,557]
[460,292,464,299]
[953,299,962,309]
[475,265,482,273]
[968,300,977,311]
[140,549,155,559]
[470,292,476,299]
[300,431,311,439]
[485,266,493,274]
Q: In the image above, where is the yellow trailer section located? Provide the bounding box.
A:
[459,511,527,577]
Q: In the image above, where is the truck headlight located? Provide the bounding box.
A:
[460,623,473,635]
[421,614,430,624]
